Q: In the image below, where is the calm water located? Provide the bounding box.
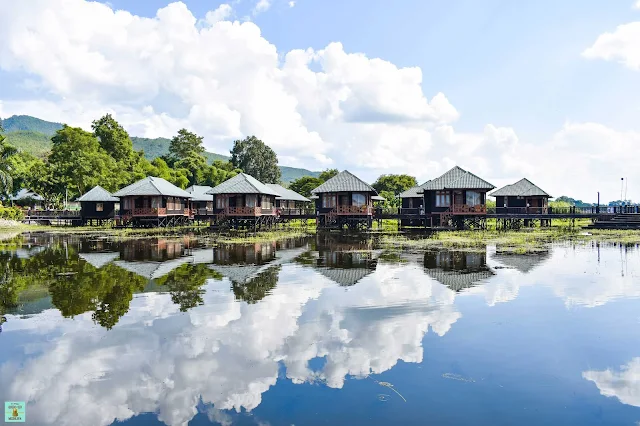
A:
[1,233,640,425]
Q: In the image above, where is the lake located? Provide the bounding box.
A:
[1,232,640,425]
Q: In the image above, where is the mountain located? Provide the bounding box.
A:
[0,115,320,182]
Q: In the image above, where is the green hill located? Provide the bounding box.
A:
[1,115,320,182]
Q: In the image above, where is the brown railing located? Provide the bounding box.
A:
[450,204,486,214]
[279,208,316,216]
[336,205,373,215]
[225,206,261,216]
[132,207,167,216]
[196,208,214,216]
[24,210,81,218]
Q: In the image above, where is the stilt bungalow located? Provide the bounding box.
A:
[206,173,280,230]
[310,170,379,230]
[419,166,495,229]
[266,183,311,214]
[112,176,193,227]
[11,189,44,210]
[399,182,429,226]
[186,185,214,217]
[491,178,551,214]
[76,185,119,225]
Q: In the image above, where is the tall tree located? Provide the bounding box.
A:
[372,174,417,195]
[318,169,339,182]
[0,138,17,200]
[289,176,323,198]
[169,129,205,160]
[230,136,281,184]
[48,125,119,196]
[91,114,135,163]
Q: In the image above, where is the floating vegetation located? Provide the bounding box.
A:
[442,373,475,383]
[368,378,407,402]
[377,394,391,402]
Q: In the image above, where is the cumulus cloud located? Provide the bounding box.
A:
[253,0,272,15]
[583,22,640,71]
[584,358,640,407]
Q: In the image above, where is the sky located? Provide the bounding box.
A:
[0,0,639,202]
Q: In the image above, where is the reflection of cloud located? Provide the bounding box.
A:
[0,263,458,426]
[583,358,640,407]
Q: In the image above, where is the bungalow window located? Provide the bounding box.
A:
[246,195,257,207]
[322,194,337,208]
[466,191,482,206]
[352,193,366,207]
[435,191,450,207]
[216,196,227,209]
[261,197,272,209]
[96,203,104,212]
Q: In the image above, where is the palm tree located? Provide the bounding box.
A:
[0,121,17,200]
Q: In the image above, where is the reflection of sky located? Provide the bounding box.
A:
[1,244,640,425]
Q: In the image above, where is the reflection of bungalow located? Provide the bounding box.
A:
[114,257,192,280]
[419,166,495,227]
[308,250,377,286]
[207,173,280,229]
[492,251,550,274]
[424,250,494,292]
[78,252,120,269]
[113,176,193,227]
[120,238,187,262]
[491,178,551,215]
[77,185,119,225]
[11,189,44,209]
[311,171,379,230]
[186,185,214,216]
[266,183,311,210]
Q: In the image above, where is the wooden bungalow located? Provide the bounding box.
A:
[76,185,119,225]
[419,166,495,229]
[266,183,311,213]
[112,176,193,227]
[491,178,551,214]
[310,170,379,230]
[10,188,44,210]
[206,173,280,229]
[398,182,429,226]
[186,185,214,217]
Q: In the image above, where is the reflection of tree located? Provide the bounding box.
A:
[49,263,146,329]
[155,264,222,312]
[232,265,281,304]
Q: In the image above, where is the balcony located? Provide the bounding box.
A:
[450,204,487,214]
[221,206,277,216]
[336,205,373,215]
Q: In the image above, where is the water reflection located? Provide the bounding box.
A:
[1,235,640,425]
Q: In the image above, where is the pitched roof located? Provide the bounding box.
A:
[421,166,495,191]
[11,188,44,201]
[310,171,377,194]
[76,186,119,202]
[112,177,192,198]
[399,182,430,198]
[424,268,494,292]
[316,267,374,286]
[79,252,120,269]
[206,173,280,196]
[490,178,551,198]
[266,184,310,202]
[185,185,214,202]
[492,251,550,273]
[114,257,191,280]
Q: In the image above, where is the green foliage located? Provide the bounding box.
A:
[372,174,417,208]
[169,128,205,160]
[2,131,52,157]
[231,135,281,184]
[156,263,221,312]
[49,125,121,197]
[0,138,17,199]
[92,114,136,163]
[289,176,323,198]
[0,206,24,220]
[231,265,281,304]
[549,200,572,208]
[132,136,228,163]
[318,169,339,182]
[280,166,320,183]
[1,115,63,135]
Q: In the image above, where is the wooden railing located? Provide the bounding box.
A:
[132,207,167,216]
[336,205,373,215]
[225,206,261,216]
[450,204,486,214]
[278,208,316,216]
[24,210,81,218]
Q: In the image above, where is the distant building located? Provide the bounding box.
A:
[185,185,214,217]
[10,189,44,209]
[491,178,551,214]
[266,183,311,209]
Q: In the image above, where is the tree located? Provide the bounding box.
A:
[0,138,17,200]
[372,174,417,195]
[48,125,119,197]
[204,161,240,187]
[169,128,205,160]
[230,136,280,183]
[91,114,135,163]
[318,169,339,182]
[289,176,323,198]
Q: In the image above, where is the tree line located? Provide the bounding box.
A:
[0,114,420,208]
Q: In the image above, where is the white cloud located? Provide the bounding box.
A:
[583,22,640,71]
[584,358,640,407]
[635,0,640,9]
[205,3,233,23]
[289,1,296,7]
[253,0,272,15]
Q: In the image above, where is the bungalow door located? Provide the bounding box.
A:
[453,191,464,206]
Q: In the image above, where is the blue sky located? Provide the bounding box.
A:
[0,0,639,201]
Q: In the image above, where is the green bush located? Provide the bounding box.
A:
[0,206,25,220]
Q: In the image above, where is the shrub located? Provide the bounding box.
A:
[0,206,25,220]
